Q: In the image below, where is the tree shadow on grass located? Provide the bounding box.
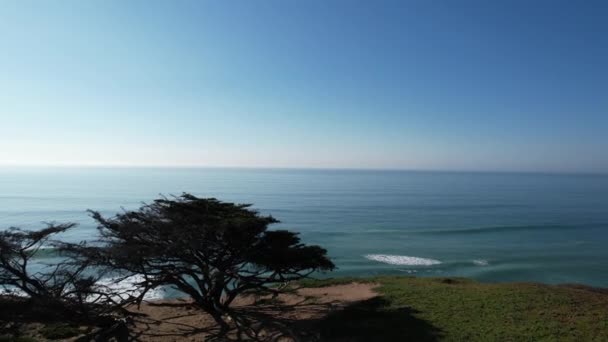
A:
[314,297,442,341]
[211,295,442,341]
[1,296,85,338]
[0,296,125,341]
[2,294,442,341]
[126,296,442,341]
[0,296,160,342]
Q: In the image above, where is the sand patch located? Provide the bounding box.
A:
[128,282,379,341]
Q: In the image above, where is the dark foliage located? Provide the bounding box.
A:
[0,224,78,299]
[80,193,335,334]
[0,224,128,338]
[0,224,104,305]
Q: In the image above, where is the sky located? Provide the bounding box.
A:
[1,0,606,173]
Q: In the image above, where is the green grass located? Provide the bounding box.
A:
[39,324,81,340]
[0,336,38,342]
[295,276,375,288]
[302,276,608,341]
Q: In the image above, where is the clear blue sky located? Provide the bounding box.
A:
[1,0,606,172]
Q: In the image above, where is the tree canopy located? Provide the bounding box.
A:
[83,193,335,333]
[0,223,78,299]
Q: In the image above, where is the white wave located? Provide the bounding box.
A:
[473,259,489,266]
[0,274,166,301]
[0,287,24,297]
[365,254,441,266]
[96,274,166,301]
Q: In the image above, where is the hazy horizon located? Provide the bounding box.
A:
[2,163,608,176]
[1,1,607,173]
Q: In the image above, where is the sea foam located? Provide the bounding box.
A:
[96,274,166,301]
[365,254,441,266]
[0,274,165,301]
[473,259,489,266]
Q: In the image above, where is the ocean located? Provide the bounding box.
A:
[1,167,607,287]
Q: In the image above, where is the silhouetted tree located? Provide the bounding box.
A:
[83,194,335,334]
[0,224,127,322]
[0,223,79,299]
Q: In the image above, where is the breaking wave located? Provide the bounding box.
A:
[365,254,442,266]
[0,274,165,301]
[473,259,489,266]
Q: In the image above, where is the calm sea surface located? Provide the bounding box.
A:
[1,167,607,287]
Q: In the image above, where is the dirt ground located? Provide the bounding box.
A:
[129,282,379,341]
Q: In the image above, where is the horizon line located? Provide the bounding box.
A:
[0,162,606,176]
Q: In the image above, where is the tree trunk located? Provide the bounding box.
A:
[210,311,231,336]
[200,299,231,336]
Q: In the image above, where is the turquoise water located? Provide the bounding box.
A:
[1,167,607,287]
